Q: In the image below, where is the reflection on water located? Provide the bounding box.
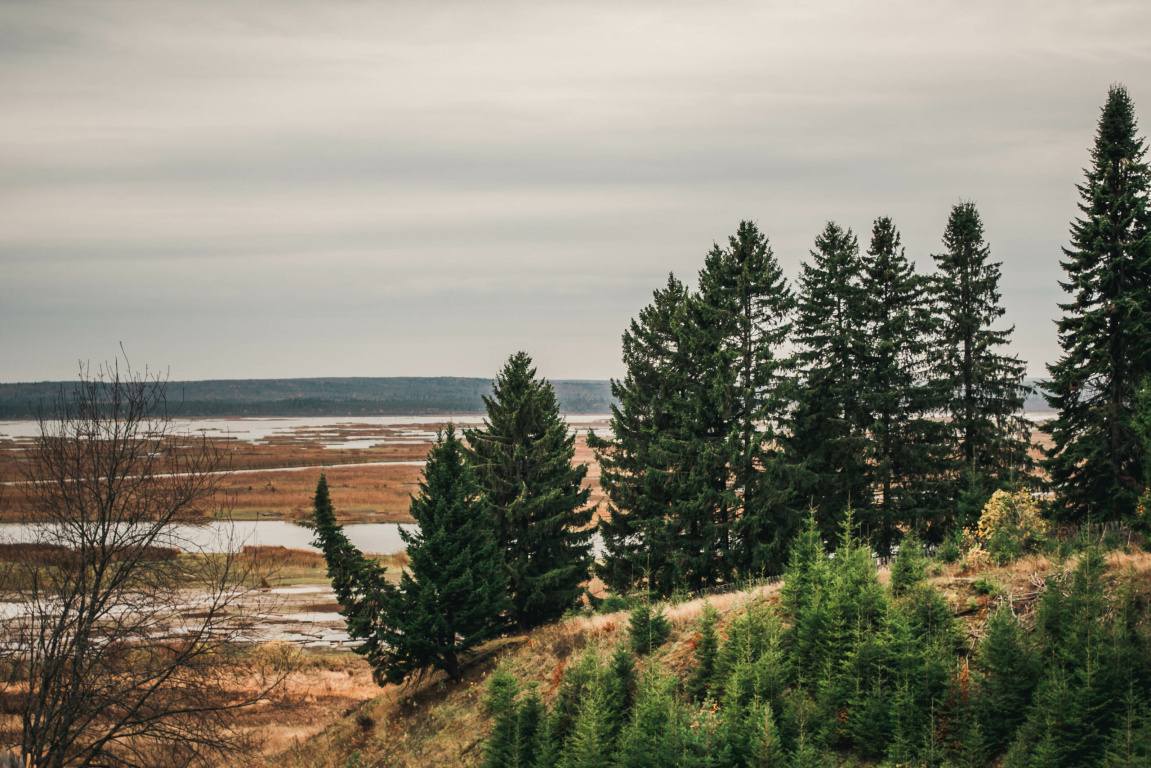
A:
[0,520,415,555]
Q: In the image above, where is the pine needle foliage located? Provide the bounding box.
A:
[931,202,1032,497]
[890,533,928,596]
[686,601,721,701]
[589,275,695,596]
[628,601,672,656]
[313,428,508,685]
[1043,84,1151,523]
[857,216,950,551]
[310,474,395,683]
[483,533,1151,768]
[389,425,510,682]
[787,222,870,538]
[466,352,594,631]
[692,220,797,578]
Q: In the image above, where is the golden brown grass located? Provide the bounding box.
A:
[0,423,604,524]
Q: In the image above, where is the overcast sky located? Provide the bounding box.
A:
[2,0,1149,382]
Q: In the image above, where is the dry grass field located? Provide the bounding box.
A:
[0,417,608,523]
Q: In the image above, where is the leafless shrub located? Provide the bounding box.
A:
[0,359,290,767]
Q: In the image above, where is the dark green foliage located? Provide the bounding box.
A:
[629,601,672,656]
[1136,379,1151,530]
[595,592,638,614]
[386,427,510,683]
[687,602,721,701]
[313,430,509,685]
[974,605,1038,755]
[485,671,544,768]
[1004,546,1150,767]
[560,674,614,768]
[466,352,594,631]
[532,712,562,768]
[715,601,791,718]
[858,216,951,551]
[605,646,637,743]
[614,671,681,768]
[594,222,798,594]
[1103,689,1151,768]
[1043,85,1151,523]
[932,201,1032,499]
[590,275,695,596]
[310,474,396,682]
[890,533,928,596]
[779,510,828,623]
[693,221,797,578]
[750,703,785,768]
[552,648,601,745]
[483,536,1151,768]
[956,467,996,532]
[787,222,870,538]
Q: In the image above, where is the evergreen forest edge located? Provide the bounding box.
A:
[305,85,1151,768]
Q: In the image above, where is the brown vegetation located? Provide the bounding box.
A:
[0,419,607,524]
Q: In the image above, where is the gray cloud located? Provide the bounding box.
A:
[2,0,1149,380]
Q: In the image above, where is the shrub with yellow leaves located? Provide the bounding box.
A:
[971,488,1048,563]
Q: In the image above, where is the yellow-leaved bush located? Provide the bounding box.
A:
[967,488,1047,563]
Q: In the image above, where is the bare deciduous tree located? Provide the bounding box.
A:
[0,361,285,768]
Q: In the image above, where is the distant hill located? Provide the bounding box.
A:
[0,376,1054,419]
[0,377,616,418]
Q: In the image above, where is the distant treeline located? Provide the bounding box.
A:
[0,377,615,418]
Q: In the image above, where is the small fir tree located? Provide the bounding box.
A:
[890,533,928,596]
[604,646,637,742]
[614,671,679,768]
[559,673,614,768]
[751,702,785,768]
[629,601,672,656]
[1103,688,1151,768]
[687,601,721,701]
[974,604,1037,754]
[466,352,594,630]
[485,670,541,768]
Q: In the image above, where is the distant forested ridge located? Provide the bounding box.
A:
[0,377,615,418]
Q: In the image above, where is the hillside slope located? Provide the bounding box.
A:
[272,544,1151,768]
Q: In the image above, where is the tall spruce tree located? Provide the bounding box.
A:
[858,216,949,550]
[466,352,594,631]
[1043,85,1151,522]
[787,222,870,538]
[692,221,797,578]
[590,275,698,595]
[932,202,1032,505]
[314,429,509,684]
